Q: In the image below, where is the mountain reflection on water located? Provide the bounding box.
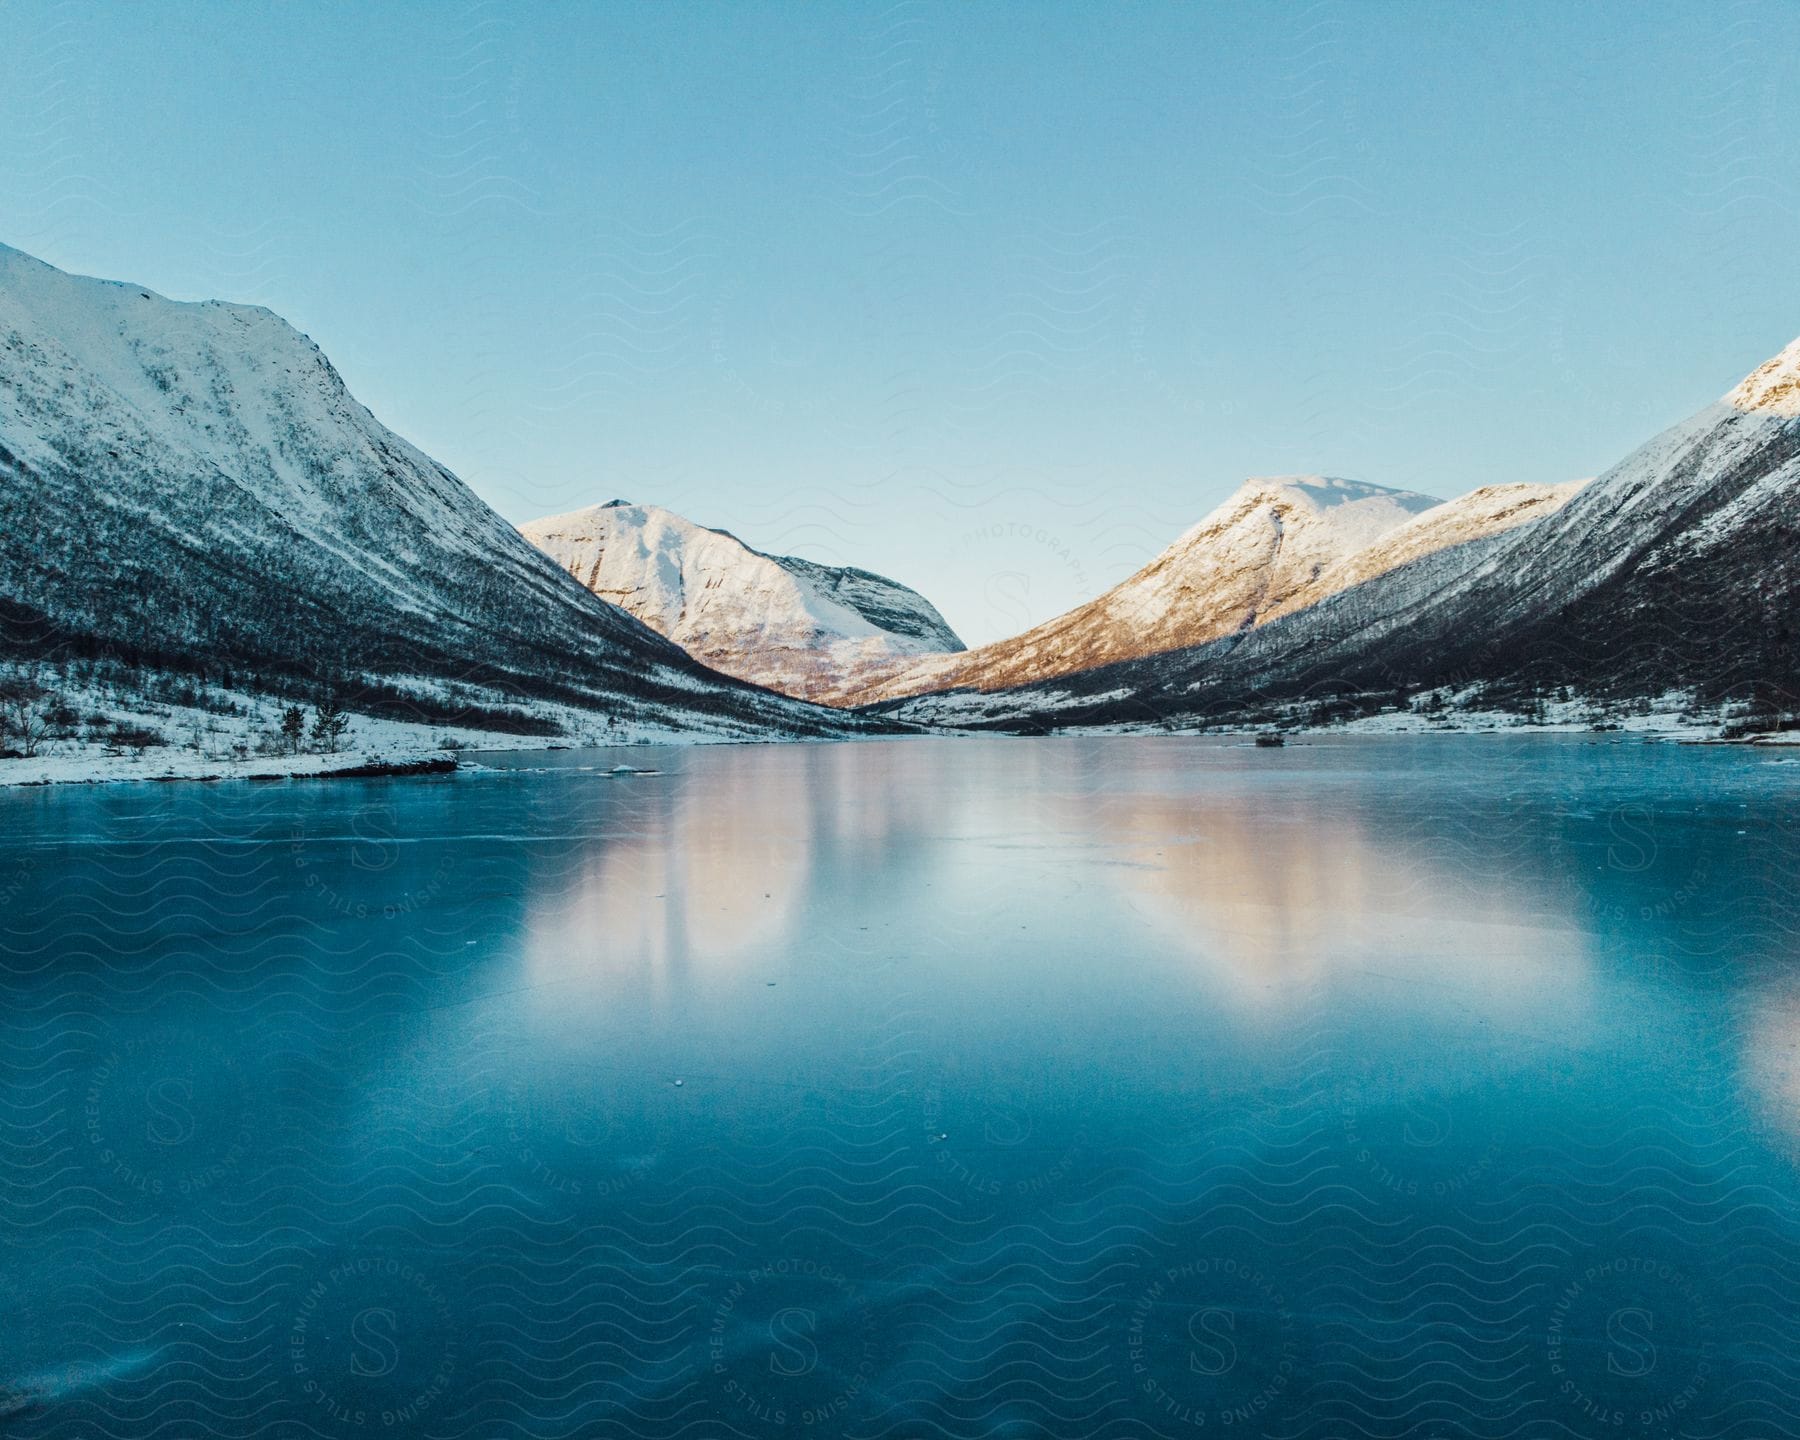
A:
[3,735,1800,1438]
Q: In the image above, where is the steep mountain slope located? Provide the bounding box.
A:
[855,477,1440,703]
[1267,480,1588,622]
[521,500,963,703]
[881,338,1800,731]
[1188,347,1800,717]
[0,244,863,739]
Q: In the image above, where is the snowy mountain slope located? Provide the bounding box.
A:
[854,476,1440,703]
[1727,336,1800,417]
[1267,480,1588,623]
[879,337,1800,731]
[1213,347,1800,713]
[521,500,964,703]
[872,478,1587,728]
[0,244,870,739]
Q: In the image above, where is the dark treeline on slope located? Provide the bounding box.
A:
[0,471,847,742]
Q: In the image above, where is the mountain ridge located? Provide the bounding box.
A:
[850,476,1445,703]
[0,243,871,741]
[521,499,963,703]
[8,240,1795,747]
[871,337,1800,732]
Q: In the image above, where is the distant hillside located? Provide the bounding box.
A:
[522,500,963,703]
[853,477,1442,703]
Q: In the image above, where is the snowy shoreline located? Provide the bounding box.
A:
[4,714,1791,789]
[0,671,829,790]
[0,746,464,789]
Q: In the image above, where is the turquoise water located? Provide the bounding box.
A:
[3,735,1800,1437]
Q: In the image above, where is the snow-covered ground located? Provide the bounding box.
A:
[10,678,1791,787]
[0,673,787,788]
[1310,707,1795,743]
[880,680,1790,745]
[0,747,448,788]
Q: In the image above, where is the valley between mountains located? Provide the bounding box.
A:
[2,242,1798,783]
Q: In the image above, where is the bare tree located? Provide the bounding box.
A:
[0,681,56,759]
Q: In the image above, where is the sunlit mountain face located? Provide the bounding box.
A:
[877,336,1800,732]
[855,477,1447,702]
[520,501,965,705]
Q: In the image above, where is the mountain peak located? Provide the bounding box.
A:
[520,500,964,702]
[856,474,1453,704]
[1232,475,1443,514]
[1726,336,1800,418]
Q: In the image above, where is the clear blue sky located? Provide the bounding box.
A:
[2,1,1795,644]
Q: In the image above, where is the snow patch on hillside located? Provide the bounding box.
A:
[1269,479,1588,620]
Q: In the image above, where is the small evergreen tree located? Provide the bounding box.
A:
[309,695,350,754]
[280,705,306,755]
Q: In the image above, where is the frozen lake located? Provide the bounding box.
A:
[4,735,1800,1436]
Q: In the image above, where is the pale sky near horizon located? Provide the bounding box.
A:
[1,1,1796,644]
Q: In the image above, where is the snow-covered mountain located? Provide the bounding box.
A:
[855,477,1440,703]
[1267,480,1589,623]
[521,500,963,703]
[1180,343,1800,719]
[0,244,867,740]
[879,336,1800,731]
